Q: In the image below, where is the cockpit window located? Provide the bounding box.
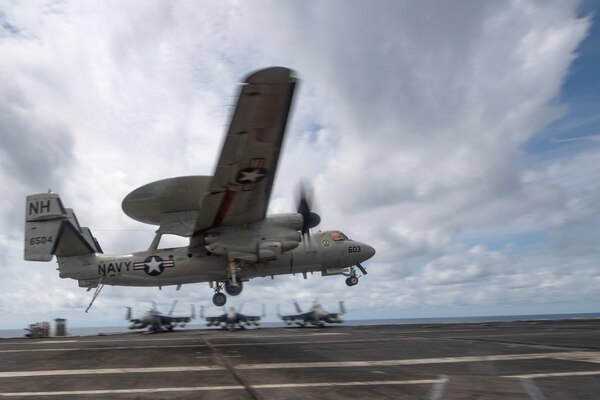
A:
[331,231,348,241]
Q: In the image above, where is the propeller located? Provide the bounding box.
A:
[297,181,321,237]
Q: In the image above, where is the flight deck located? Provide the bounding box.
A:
[0,319,598,399]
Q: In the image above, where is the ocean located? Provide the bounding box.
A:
[1,312,598,339]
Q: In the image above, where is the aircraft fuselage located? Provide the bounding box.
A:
[58,232,375,288]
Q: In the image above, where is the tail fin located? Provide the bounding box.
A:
[339,301,346,315]
[168,300,178,316]
[24,193,102,261]
[294,300,302,313]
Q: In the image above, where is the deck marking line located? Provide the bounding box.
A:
[0,338,403,353]
[0,344,209,353]
[0,365,223,378]
[1,351,598,379]
[520,378,547,400]
[507,370,600,379]
[0,379,445,397]
[0,386,244,396]
[253,379,442,389]
[236,351,599,369]
[427,374,449,400]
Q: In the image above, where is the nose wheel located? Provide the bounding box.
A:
[345,276,359,286]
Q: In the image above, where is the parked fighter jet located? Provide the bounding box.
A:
[24,67,375,310]
[278,300,345,327]
[126,301,194,332]
[201,304,265,330]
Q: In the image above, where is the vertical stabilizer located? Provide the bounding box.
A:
[294,300,302,313]
[25,193,101,261]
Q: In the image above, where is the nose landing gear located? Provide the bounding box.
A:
[344,263,367,287]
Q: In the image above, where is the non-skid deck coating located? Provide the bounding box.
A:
[0,319,599,399]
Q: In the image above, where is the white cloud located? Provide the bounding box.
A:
[0,0,597,329]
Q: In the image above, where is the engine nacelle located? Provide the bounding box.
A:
[204,221,302,262]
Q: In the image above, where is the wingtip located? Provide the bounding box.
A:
[244,67,296,84]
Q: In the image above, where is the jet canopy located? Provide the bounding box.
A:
[329,231,349,241]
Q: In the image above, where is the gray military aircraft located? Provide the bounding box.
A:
[126,301,195,332]
[278,300,345,327]
[201,304,265,330]
[24,67,375,309]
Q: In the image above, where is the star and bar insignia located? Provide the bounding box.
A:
[133,255,175,276]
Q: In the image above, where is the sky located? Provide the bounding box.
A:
[1,0,599,329]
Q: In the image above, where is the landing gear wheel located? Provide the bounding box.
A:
[345,276,359,286]
[225,279,243,296]
[213,292,227,307]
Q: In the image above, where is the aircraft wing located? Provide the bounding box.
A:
[205,315,228,326]
[194,67,297,231]
[323,313,343,323]
[239,314,261,323]
[158,315,192,325]
[280,312,310,323]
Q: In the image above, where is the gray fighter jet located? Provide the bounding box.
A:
[201,304,265,330]
[126,301,195,332]
[24,67,375,310]
[278,300,346,327]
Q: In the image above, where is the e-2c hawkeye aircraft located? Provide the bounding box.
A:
[126,301,195,332]
[278,300,345,327]
[24,67,375,308]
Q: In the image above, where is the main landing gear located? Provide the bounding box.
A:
[212,291,227,307]
[211,278,244,306]
[345,263,368,287]
[211,258,245,306]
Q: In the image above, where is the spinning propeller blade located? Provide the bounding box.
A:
[297,181,321,237]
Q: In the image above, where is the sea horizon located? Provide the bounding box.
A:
[1,312,599,339]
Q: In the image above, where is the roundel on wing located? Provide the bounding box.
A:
[236,167,268,184]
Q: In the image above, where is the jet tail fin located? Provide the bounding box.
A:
[25,193,102,261]
[168,300,178,316]
[294,300,302,313]
[339,301,346,315]
[126,307,132,321]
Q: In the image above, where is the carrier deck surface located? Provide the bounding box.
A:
[0,319,598,399]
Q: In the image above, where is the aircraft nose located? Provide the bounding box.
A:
[361,243,376,261]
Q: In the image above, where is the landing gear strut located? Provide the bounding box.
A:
[344,263,367,287]
[211,258,245,306]
[225,257,243,296]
